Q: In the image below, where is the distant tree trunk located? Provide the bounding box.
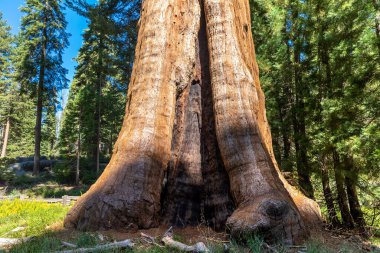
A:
[94,83,101,173]
[320,155,340,226]
[343,156,366,230]
[34,17,47,175]
[333,150,354,227]
[280,22,293,172]
[0,117,10,158]
[76,119,81,186]
[65,0,321,244]
[93,76,101,174]
[108,132,112,156]
[279,103,291,171]
[372,0,380,56]
[0,125,3,148]
[292,44,314,199]
[93,36,104,174]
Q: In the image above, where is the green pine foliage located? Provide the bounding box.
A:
[13,0,69,163]
[15,0,69,99]
[0,14,35,158]
[57,0,140,179]
[251,0,380,228]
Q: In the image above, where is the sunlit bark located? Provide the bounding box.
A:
[65,0,321,244]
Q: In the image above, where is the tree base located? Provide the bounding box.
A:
[64,0,322,244]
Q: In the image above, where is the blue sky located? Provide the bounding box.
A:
[0,0,96,108]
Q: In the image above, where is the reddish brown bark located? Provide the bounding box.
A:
[65,0,321,244]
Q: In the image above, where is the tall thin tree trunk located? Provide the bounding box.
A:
[34,19,47,175]
[343,156,366,231]
[345,177,367,229]
[0,117,10,158]
[280,20,293,172]
[321,155,339,226]
[372,0,380,56]
[0,124,4,149]
[292,45,314,199]
[93,35,104,174]
[95,85,101,173]
[76,116,81,185]
[279,103,291,170]
[333,150,354,227]
[76,136,81,185]
[93,73,102,174]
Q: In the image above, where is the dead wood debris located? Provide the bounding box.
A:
[0,237,33,248]
[138,227,209,252]
[61,241,77,248]
[53,239,134,253]
[161,236,209,253]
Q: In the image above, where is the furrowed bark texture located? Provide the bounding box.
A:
[65,0,180,229]
[65,0,321,244]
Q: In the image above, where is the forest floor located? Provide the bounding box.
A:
[0,174,379,252]
[0,198,379,253]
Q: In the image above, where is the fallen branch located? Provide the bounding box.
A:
[140,232,156,242]
[140,232,164,248]
[163,226,173,238]
[53,239,134,253]
[61,241,77,248]
[2,226,26,237]
[162,236,209,253]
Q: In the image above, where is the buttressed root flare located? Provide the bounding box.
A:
[64,0,321,244]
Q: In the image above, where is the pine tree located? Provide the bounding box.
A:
[15,0,69,174]
[0,12,14,158]
[251,0,380,230]
[60,0,139,173]
[0,20,36,159]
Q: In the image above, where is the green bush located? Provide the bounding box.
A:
[52,160,75,184]
[52,157,105,185]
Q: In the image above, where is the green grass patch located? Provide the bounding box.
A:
[9,234,61,253]
[305,241,333,253]
[0,199,70,238]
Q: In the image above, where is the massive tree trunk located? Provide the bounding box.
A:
[65,0,321,244]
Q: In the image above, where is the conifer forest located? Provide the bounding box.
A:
[0,0,379,252]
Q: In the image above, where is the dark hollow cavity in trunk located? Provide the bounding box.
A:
[161,7,234,229]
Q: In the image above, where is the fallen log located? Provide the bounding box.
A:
[161,236,209,253]
[0,237,32,248]
[54,239,134,253]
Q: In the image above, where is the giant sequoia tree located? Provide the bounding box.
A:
[65,0,321,244]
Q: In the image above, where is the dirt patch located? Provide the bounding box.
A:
[45,224,380,252]
[100,225,229,245]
